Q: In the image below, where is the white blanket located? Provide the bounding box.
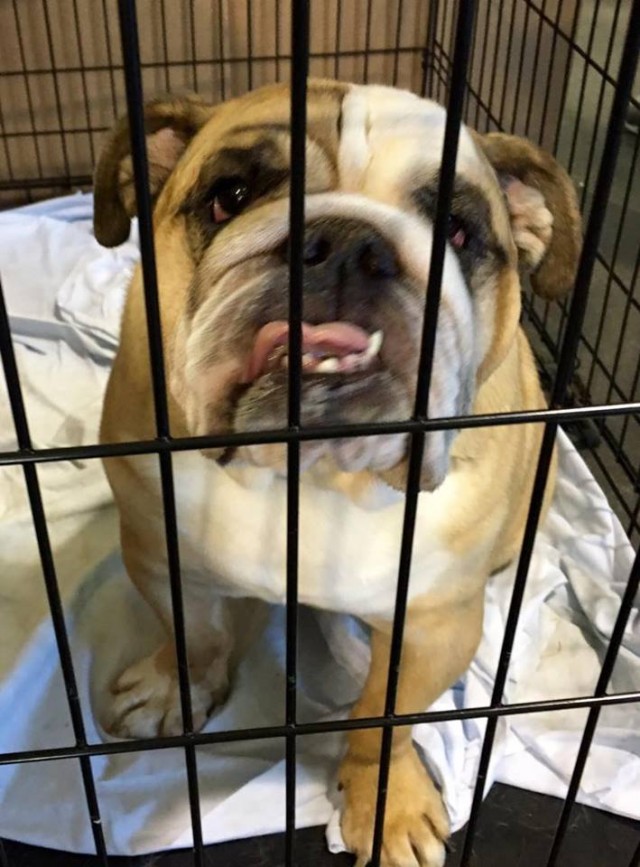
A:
[0,195,638,856]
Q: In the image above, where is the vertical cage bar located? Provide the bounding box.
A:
[458,424,559,866]
[101,0,120,120]
[566,6,600,176]
[577,0,626,213]
[11,0,45,178]
[71,0,97,165]
[464,0,482,118]
[551,0,640,406]
[523,0,548,138]
[585,128,640,395]
[537,0,573,145]
[414,12,475,418]
[460,4,640,860]
[510,0,533,133]
[552,0,584,155]
[116,0,173,452]
[497,0,519,128]
[369,2,476,864]
[616,301,640,450]
[159,0,171,92]
[189,0,199,91]
[392,0,405,86]
[363,0,375,84]
[275,0,282,81]
[116,1,204,863]
[334,0,343,79]
[284,2,310,864]
[217,0,227,101]
[0,282,108,864]
[40,0,72,180]
[473,0,494,129]
[0,105,16,183]
[435,0,452,103]
[485,0,507,132]
[422,0,441,98]
[246,0,254,91]
[629,495,640,544]
[604,264,640,402]
[545,548,640,866]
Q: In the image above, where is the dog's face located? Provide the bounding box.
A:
[95,81,580,489]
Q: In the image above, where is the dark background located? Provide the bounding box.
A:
[3,784,639,866]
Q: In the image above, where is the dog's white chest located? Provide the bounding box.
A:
[163,452,482,620]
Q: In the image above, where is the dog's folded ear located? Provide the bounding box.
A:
[93,94,214,247]
[476,132,582,299]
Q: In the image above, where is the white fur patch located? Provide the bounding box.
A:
[153,449,493,620]
[339,85,483,205]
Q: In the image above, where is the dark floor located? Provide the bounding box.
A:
[2,784,639,867]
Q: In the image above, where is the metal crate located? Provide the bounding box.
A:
[0,2,638,866]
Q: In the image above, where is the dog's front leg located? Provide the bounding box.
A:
[339,591,484,867]
[107,521,235,739]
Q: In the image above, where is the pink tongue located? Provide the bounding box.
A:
[241,320,371,383]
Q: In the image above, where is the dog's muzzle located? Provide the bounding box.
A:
[179,200,476,485]
[238,217,397,384]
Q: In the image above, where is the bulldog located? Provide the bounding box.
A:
[94,80,581,867]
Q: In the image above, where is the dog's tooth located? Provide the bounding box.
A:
[366,330,383,358]
[315,357,340,373]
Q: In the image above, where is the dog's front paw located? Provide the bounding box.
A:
[108,644,229,738]
[339,748,450,867]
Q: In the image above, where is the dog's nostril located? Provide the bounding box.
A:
[303,235,332,266]
[358,240,399,279]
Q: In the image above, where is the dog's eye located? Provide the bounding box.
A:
[448,214,468,250]
[210,177,251,224]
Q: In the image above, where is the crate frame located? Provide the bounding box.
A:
[0,2,639,866]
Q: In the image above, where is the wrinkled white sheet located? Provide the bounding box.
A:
[0,194,638,856]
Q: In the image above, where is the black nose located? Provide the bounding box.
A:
[283,218,399,281]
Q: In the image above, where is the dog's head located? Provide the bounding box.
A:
[94,82,580,490]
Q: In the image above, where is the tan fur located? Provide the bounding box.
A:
[93,93,216,248]
[341,595,484,864]
[96,81,581,867]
